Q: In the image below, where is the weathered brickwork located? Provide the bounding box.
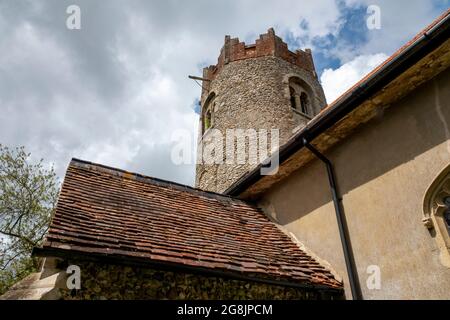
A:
[60,261,343,300]
[203,28,316,82]
[195,29,326,193]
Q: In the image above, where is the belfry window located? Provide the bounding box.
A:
[288,77,313,117]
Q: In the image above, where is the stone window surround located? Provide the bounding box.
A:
[423,163,450,268]
[283,73,315,120]
[289,86,311,115]
[291,106,312,120]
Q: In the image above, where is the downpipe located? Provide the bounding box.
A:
[302,138,363,300]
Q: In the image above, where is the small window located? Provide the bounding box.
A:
[204,110,212,131]
[202,92,216,134]
[288,77,313,117]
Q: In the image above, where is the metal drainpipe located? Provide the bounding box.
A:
[302,138,363,300]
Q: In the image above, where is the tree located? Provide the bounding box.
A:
[0,145,59,295]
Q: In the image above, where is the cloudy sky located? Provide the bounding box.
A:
[0,0,448,186]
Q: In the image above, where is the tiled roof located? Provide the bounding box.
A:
[40,159,342,290]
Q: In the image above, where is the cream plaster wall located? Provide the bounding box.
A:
[259,68,450,299]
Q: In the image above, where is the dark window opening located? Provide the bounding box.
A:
[289,87,297,110]
[300,92,309,115]
[444,197,450,233]
[204,110,212,131]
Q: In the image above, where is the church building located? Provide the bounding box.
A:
[2,9,450,300]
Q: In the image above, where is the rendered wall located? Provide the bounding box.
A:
[258,68,450,299]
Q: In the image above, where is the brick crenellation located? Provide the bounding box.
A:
[203,28,316,84]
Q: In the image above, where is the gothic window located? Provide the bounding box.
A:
[444,197,450,233]
[423,164,450,267]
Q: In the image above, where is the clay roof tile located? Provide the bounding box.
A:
[40,158,342,290]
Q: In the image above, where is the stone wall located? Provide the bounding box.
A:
[59,260,342,300]
[195,55,326,193]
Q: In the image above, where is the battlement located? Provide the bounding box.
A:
[203,28,316,81]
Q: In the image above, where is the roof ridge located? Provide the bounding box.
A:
[69,158,255,207]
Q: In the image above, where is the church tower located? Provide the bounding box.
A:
[195,28,326,193]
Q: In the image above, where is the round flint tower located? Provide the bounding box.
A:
[196,28,326,193]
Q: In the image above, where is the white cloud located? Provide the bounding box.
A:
[0,0,446,186]
[0,0,345,186]
[320,53,389,103]
[340,0,446,60]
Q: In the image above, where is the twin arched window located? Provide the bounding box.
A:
[289,77,312,116]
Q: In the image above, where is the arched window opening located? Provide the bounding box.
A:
[300,92,309,115]
[202,92,216,134]
[288,77,314,117]
[204,110,212,131]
